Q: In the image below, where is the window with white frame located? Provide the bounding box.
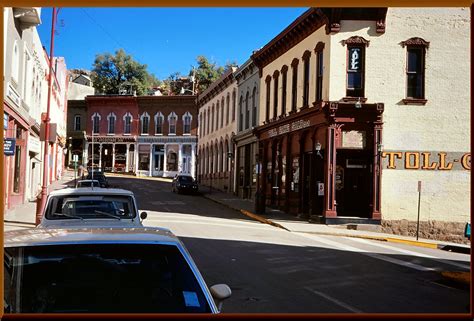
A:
[183,111,192,134]
[140,112,150,135]
[107,112,116,134]
[155,112,164,134]
[123,112,132,134]
[168,112,177,135]
[92,112,101,134]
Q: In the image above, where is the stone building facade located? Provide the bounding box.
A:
[251,7,470,242]
[197,68,238,192]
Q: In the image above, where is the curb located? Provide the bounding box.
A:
[440,271,471,286]
[201,193,470,253]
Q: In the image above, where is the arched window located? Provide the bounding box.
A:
[216,101,220,129]
[123,112,133,134]
[140,112,150,135]
[154,112,164,134]
[232,90,236,121]
[252,87,257,127]
[92,112,101,134]
[168,112,177,135]
[226,94,230,125]
[239,96,244,132]
[245,91,250,129]
[207,108,210,135]
[221,97,225,127]
[107,112,116,134]
[199,113,202,137]
[182,111,192,134]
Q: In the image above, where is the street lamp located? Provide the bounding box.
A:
[36,7,59,226]
[355,97,362,109]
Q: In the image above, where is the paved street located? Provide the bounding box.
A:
[102,175,470,313]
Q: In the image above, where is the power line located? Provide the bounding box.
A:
[79,8,145,66]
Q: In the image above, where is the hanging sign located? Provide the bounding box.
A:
[4,138,16,156]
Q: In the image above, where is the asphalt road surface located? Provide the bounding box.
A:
[106,175,470,314]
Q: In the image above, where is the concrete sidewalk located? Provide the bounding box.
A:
[4,170,78,225]
[200,188,471,254]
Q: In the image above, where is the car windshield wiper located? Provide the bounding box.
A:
[53,212,84,220]
[94,210,121,220]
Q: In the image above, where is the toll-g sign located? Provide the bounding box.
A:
[4,138,16,156]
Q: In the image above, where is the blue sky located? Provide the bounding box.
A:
[37,8,308,80]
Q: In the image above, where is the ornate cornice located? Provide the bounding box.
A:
[400,37,430,49]
[342,36,370,47]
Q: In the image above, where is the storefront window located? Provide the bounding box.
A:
[139,153,149,171]
[13,145,21,193]
[167,152,177,171]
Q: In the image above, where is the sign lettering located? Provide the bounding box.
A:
[4,138,16,156]
[381,151,470,171]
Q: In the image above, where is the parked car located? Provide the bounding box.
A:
[86,170,108,188]
[38,187,147,228]
[75,179,100,188]
[172,174,199,194]
[4,227,232,313]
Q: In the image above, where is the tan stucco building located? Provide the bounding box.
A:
[252,7,470,242]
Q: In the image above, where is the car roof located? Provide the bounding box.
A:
[5,227,178,248]
[49,187,134,197]
[77,179,100,183]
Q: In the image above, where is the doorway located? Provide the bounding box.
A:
[335,149,371,217]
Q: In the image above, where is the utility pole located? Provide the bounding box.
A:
[36,7,58,225]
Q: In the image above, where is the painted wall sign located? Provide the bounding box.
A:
[4,138,16,156]
[342,130,366,149]
[268,119,311,138]
[381,151,470,171]
[348,48,361,71]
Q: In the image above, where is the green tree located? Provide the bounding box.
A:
[193,56,226,94]
[91,49,155,96]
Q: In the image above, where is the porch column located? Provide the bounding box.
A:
[191,143,196,179]
[324,125,337,218]
[372,123,383,220]
[149,144,153,177]
[84,142,89,166]
[163,144,168,176]
[125,143,130,173]
[178,144,183,173]
[134,144,139,175]
[112,144,116,172]
[98,144,103,171]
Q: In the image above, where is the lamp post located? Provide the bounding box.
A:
[36,7,59,226]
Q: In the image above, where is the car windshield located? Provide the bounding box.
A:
[4,244,212,313]
[86,173,105,180]
[45,195,135,220]
[178,176,194,183]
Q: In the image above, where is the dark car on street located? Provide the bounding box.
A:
[86,171,108,188]
[172,175,198,194]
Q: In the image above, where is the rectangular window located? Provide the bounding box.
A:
[316,51,323,102]
[291,65,298,112]
[184,116,191,134]
[108,117,115,134]
[406,48,425,99]
[93,116,100,134]
[281,71,287,116]
[273,74,279,119]
[141,117,149,134]
[346,46,365,97]
[74,116,81,131]
[169,117,176,134]
[265,79,271,122]
[216,105,220,129]
[124,116,131,134]
[156,117,163,134]
[245,98,250,130]
[303,58,310,107]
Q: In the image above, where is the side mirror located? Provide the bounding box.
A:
[140,212,148,221]
[210,284,231,311]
